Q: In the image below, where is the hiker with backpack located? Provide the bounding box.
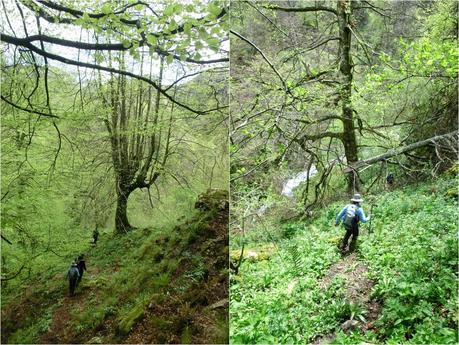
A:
[66,261,80,296]
[92,227,99,245]
[76,254,87,285]
[335,193,370,253]
[386,173,394,190]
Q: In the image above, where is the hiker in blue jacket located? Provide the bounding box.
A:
[335,193,370,253]
[66,261,80,296]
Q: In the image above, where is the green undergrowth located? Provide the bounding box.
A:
[3,190,228,344]
[230,174,458,344]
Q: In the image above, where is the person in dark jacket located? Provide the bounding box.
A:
[76,254,87,285]
[386,173,394,190]
[92,227,99,245]
[66,262,80,296]
[335,193,370,253]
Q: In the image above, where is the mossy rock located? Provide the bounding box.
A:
[88,336,104,344]
[443,163,458,177]
[444,187,458,199]
[195,189,229,211]
[230,244,277,262]
[116,304,145,335]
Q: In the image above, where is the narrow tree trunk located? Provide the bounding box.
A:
[115,189,132,234]
[337,0,360,193]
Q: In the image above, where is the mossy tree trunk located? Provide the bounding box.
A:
[337,0,360,194]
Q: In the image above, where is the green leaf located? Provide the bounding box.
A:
[94,52,104,64]
[206,37,220,52]
[166,54,174,64]
[195,41,203,50]
[146,34,157,46]
[122,40,131,49]
[82,12,90,23]
[184,22,192,35]
[208,3,221,17]
[101,4,111,15]
[163,4,175,17]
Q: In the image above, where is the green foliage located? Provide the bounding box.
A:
[230,220,343,343]
[2,188,228,343]
[358,177,458,344]
[116,295,148,335]
[230,175,458,344]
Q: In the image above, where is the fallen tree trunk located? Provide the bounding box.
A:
[344,131,458,172]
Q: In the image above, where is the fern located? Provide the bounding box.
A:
[287,244,303,276]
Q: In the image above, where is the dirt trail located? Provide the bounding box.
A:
[314,252,381,344]
[37,286,89,344]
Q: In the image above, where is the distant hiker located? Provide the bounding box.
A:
[76,254,87,285]
[66,261,80,296]
[92,227,99,245]
[386,173,394,189]
[335,193,370,253]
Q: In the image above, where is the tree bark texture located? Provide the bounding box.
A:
[337,0,360,194]
[115,189,132,234]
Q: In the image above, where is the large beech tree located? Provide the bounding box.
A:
[1,0,228,233]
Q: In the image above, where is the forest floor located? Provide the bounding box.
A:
[314,251,381,344]
[38,287,91,344]
[230,173,458,344]
[1,189,229,344]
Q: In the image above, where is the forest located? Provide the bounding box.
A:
[1,0,458,345]
[229,0,458,344]
[1,0,228,343]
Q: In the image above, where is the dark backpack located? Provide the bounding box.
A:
[68,267,79,280]
[387,173,394,184]
[343,204,359,227]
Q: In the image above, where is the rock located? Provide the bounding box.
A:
[229,244,277,262]
[88,336,103,344]
[341,319,359,331]
[116,304,145,335]
[208,298,229,309]
[195,189,229,211]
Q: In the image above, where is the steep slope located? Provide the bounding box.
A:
[2,189,228,344]
[230,173,458,344]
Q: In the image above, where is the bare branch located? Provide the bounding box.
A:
[1,95,60,118]
[262,3,337,16]
[230,29,287,91]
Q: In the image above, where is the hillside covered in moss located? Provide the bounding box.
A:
[2,190,229,344]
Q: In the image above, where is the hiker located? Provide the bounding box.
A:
[76,254,87,285]
[386,173,394,189]
[335,193,370,253]
[92,227,99,245]
[66,261,80,296]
